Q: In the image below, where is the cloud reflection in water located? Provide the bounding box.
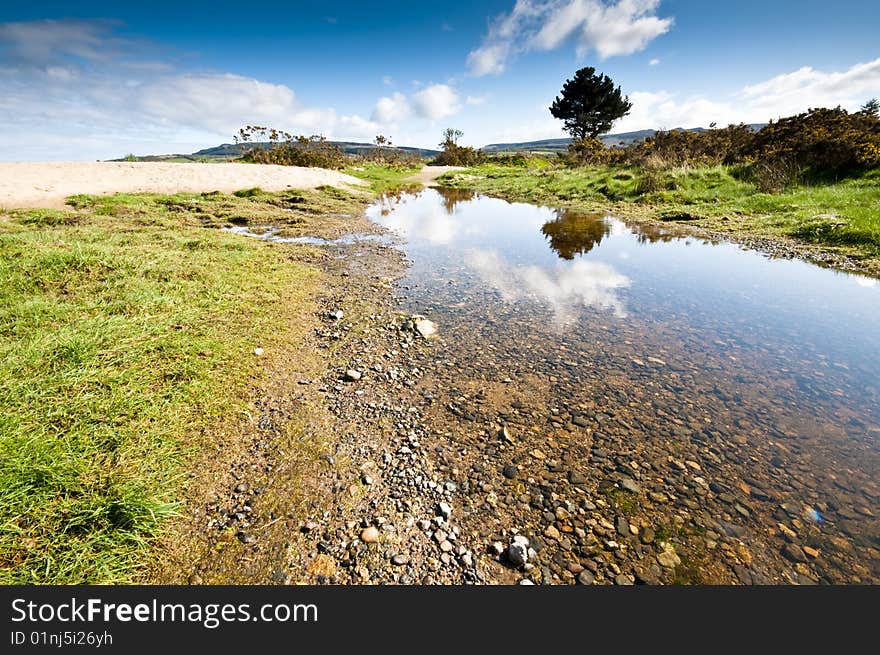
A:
[469,249,630,323]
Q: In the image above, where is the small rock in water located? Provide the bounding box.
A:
[360,526,380,543]
[345,369,362,382]
[577,570,595,585]
[620,477,642,493]
[782,543,808,563]
[413,317,438,338]
[657,546,681,569]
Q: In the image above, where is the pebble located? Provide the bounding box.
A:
[782,543,807,563]
[507,542,529,567]
[803,546,820,559]
[360,526,380,543]
[392,554,411,566]
[438,502,452,519]
[503,464,518,479]
[345,369,362,381]
[544,525,561,540]
[577,570,595,585]
[657,547,681,569]
[413,318,438,338]
[620,477,642,493]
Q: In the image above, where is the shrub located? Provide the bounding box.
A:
[234,125,347,169]
[432,143,486,166]
[431,128,487,166]
[745,107,880,178]
[564,138,628,166]
[631,124,756,167]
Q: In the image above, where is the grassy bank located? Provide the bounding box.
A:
[344,162,423,192]
[438,162,880,273]
[0,187,369,583]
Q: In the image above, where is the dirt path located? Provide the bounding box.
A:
[405,165,464,187]
[0,161,366,209]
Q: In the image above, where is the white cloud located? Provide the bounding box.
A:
[467,0,673,76]
[740,59,880,114]
[649,58,660,66]
[372,92,410,124]
[466,95,489,106]
[412,84,462,120]
[466,43,512,76]
[615,58,880,132]
[0,19,378,160]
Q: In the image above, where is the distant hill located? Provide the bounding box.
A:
[112,126,767,163]
[110,140,441,163]
[483,125,766,154]
[193,141,442,158]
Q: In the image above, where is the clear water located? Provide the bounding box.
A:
[366,187,880,578]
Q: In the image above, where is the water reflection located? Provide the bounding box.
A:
[366,186,880,583]
[469,249,630,321]
[437,187,477,213]
[541,210,612,259]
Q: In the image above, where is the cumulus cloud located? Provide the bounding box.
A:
[372,92,410,124]
[412,84,462,120]
[649,58,660,66]
[615,58,880,132]
[0,19,377,160]
[467,0,673,76]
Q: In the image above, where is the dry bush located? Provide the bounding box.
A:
[234,125,347,169]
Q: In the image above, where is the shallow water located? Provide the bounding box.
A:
[222,225,390,246]
[366,187,880,581]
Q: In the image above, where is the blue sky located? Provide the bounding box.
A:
[1,1,879,160]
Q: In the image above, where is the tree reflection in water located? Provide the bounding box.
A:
[541,210,612,259]
[541,209,720,258]
[435,187,477,213]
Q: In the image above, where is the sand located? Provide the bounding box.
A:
[0,161,367,209]
[404,165,464,186]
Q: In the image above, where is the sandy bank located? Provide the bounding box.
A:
[0,161,366,209]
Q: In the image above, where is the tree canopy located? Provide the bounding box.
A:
[549,67,632,140]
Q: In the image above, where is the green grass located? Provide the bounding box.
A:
[344,162,423,192]
[0,189,348,583]
[440,163,880,271]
